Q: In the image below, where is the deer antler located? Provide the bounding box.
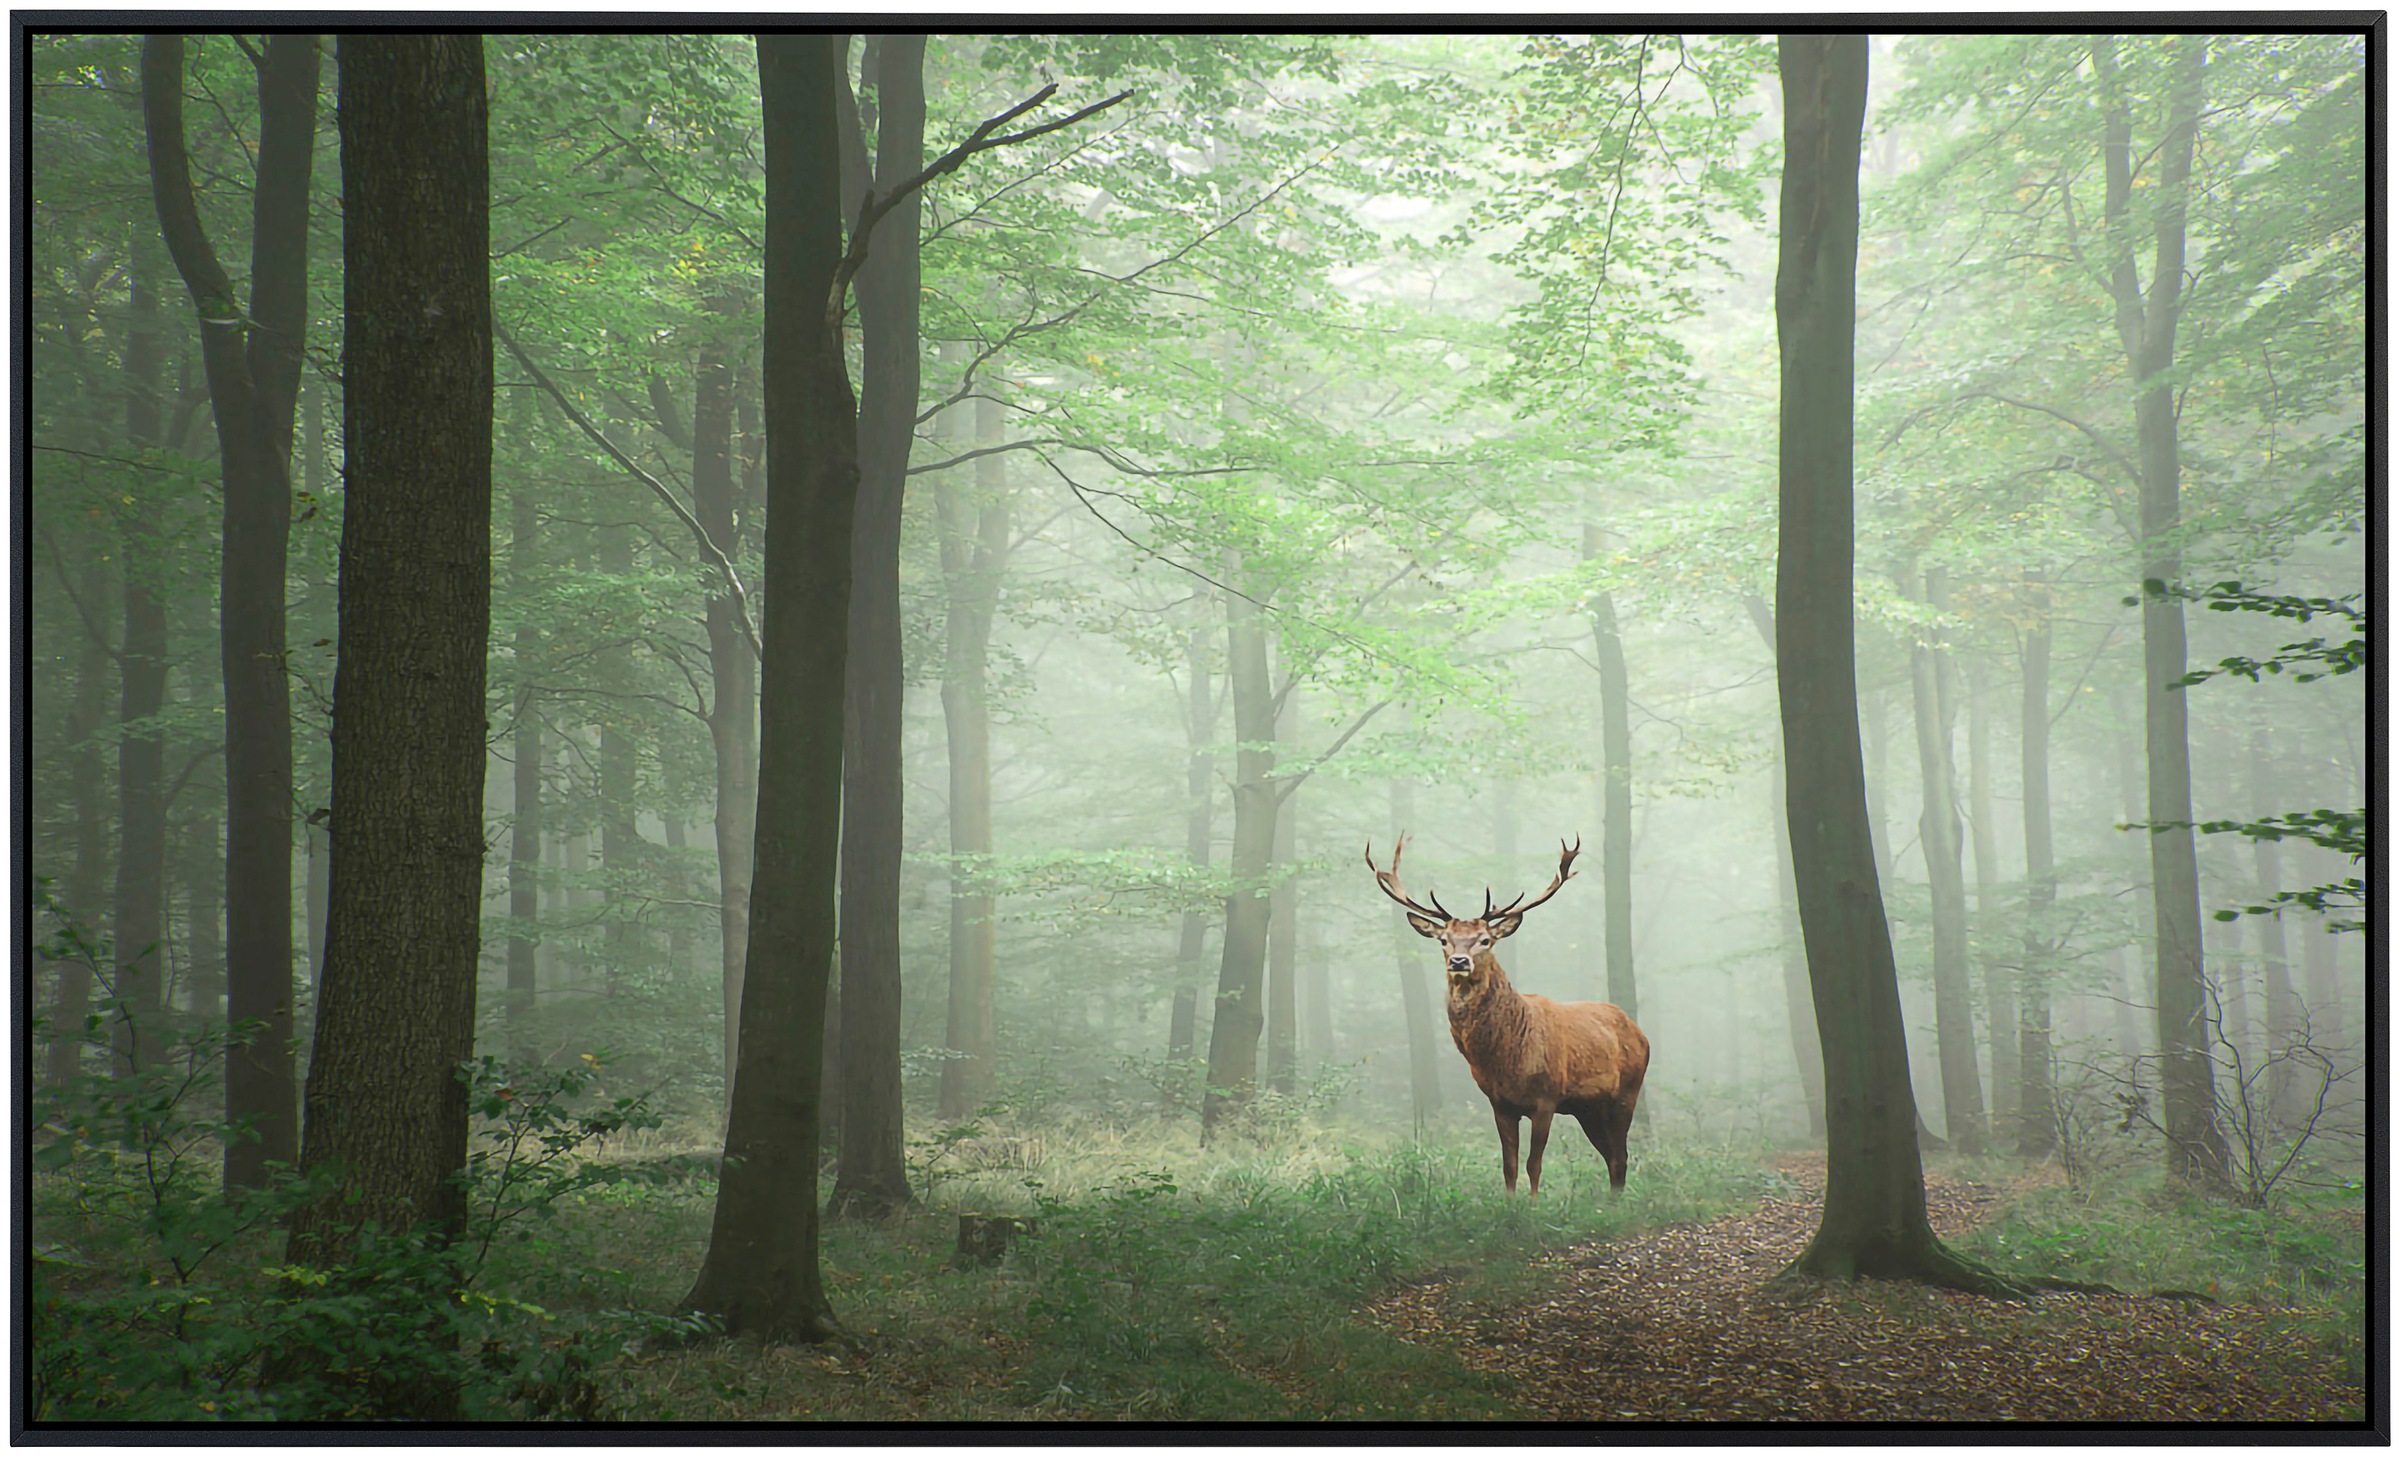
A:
[1366,834,1452,922]
[1485,836,1582,920]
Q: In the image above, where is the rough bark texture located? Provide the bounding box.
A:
[1200,555,1277,1138]
[1903,568,1983,1152]
[936,357,1007,1118]
[680,32,850,1344]
[1773,33,2003,1293]
[144,31,318,1186]
[2017,589,2057,1155]
[2096,34,2226,1190]
[284,42,491,1414]
[830,33,926,1217]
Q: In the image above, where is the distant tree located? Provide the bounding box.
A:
[1771,32,2008,1294]
[141,31,320,1187]
[278,33,491,1417]
[1897,565,1983,1152]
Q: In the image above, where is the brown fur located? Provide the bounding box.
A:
[1445,950,1649,1196]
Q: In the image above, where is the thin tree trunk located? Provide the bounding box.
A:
[2298,843,2341,1049]
[1774,32,2004,1292]
[144,31,316,1186]
[2097,33,2225,1190]
[1589,575,1638,1023]
[1389,777,1443,1121]
[51,551,112,1086]
[682,32,851,1344]
[2247,728,2301,1125]
[1904,567,1984,1153]
[1964,653,2017,1136]
[829,33,926,1217]
[2017,585,2057,1155]
[695,319,757,1104]
[507,480,543,1052]
[936,354,1007,1119]
[114,234,171,1072]
[1168,617,1215,1067]
[186,811,224,1017]
[1267,683,1300,1095]
[1201,552,1277,1138]
[281,37,490,1419]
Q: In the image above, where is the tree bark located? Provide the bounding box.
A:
[830,32,926,1218]
[2096,33,2226,1190]
[144,31,317,1187]
[1903,567,1983,1152]
[1963,652,2017,1136]
[1200,554,1277,1138]
[2017,584,2057,1155]
[282,39,491,1421]
[681,32,851,1344]
[936,350,1007,1119]
[1773,32,2004,1293]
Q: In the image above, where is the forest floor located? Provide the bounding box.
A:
[1364,1153,2362,1423]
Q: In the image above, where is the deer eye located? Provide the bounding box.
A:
[1477,935,1490,946]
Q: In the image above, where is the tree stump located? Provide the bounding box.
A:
[954,1214,1038,1267]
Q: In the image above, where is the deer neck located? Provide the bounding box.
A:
[1447,951,1527,1035]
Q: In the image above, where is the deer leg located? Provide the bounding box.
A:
[1526,1105,1555,1199]
[1491,1103,1521,1193]
[1603,1098,1635,1192]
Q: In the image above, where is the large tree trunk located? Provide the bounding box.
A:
[1200,554,1276,1138]
[829,33,926,1218]
[936,356,1008,1119]
[694,321,757,1104]
[113,235,171,1072]
[2016,585,2057,1155]
[1167,617,1215,1067]
[1266,684,1300,1095]
[681,32,850,1344]
[281,37,490,1419]
[2097,34,2226,1190]
[144,31,317,1187]
[1389,778,1443,1121]
[1963,653,2017,1136]
[1903,567,1983,1153]
[1773,33,2003,1293]
[507,481,543,1053]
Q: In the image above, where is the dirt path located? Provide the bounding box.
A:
[1366,1156,2360,1423]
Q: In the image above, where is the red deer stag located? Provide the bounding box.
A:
[1368,834,1649,1196]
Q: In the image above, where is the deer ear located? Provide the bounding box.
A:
[1486,911,1525,940]
[1404,911,1444,939]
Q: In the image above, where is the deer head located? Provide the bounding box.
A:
[1367,834,1581,987]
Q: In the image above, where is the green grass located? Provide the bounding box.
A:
[560,1114,1783,1421]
